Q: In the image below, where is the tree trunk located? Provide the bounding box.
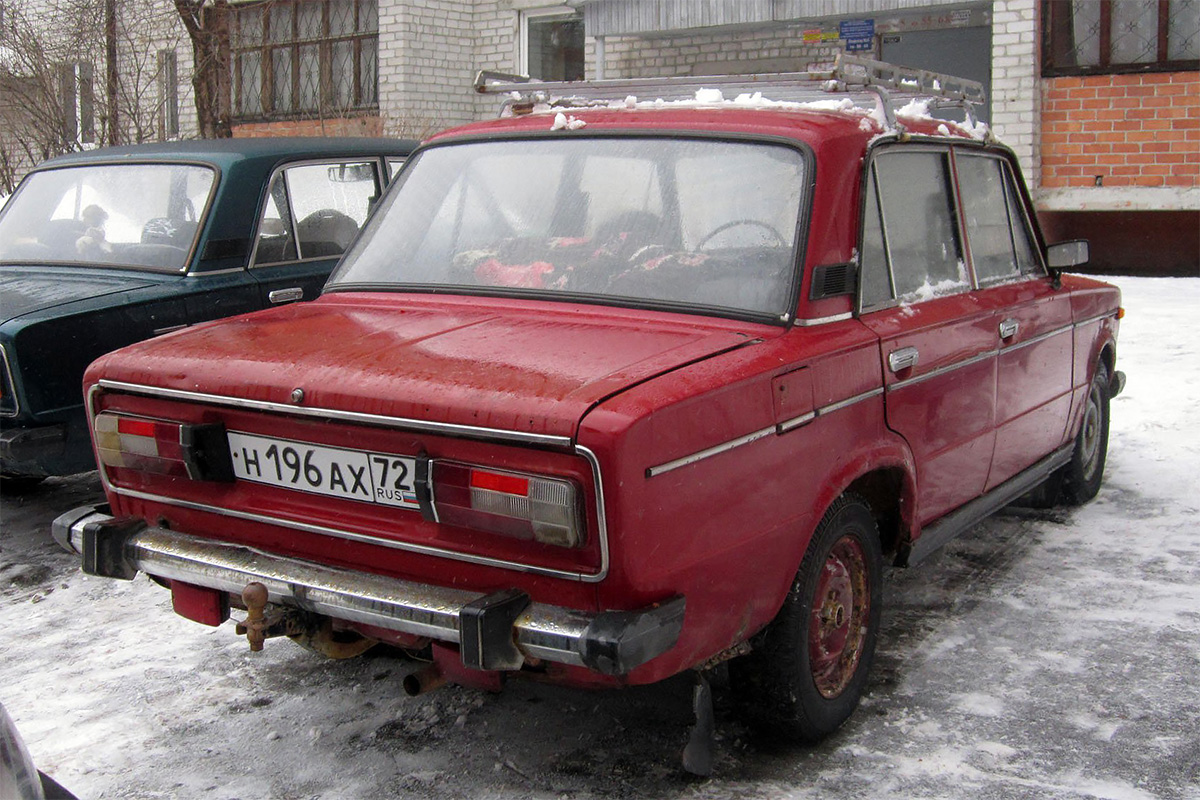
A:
[105,0,120,145]
[175,0,232,139]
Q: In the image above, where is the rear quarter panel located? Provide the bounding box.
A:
[578,321,910,679]
[1064,275,1122,436]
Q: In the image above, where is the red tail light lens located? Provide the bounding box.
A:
[431,462,585,548]
[94,413,232,481]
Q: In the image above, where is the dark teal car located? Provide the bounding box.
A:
[0,137,415,489]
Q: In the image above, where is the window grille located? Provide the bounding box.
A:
[1043,0,1199,76]
[232,0,379,121]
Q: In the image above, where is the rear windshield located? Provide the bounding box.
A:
[0,163,216,273]
[329,137,807,320]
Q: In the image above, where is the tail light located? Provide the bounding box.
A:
[95,409,584,548]
[431,462,585,548]
[94,412,233,481]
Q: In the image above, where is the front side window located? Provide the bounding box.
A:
[232,0,378,120]
[1043,0,1199,75]
[253,160,381,265]
[0,163,215,272]
[330,138,806,320]
[956,154,1041,284]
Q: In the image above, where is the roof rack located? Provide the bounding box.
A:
[474,54,987,133]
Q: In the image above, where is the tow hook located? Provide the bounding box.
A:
[235,582,306,651]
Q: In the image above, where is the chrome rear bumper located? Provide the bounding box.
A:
[52,506,684,676]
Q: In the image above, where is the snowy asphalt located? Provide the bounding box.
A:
[1,276,1197,800]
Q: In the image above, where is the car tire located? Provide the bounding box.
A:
[1060,361,1110,506]
[731,493,882,742]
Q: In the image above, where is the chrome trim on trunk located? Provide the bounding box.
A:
[96,379,575,449]
[87,383,610,583]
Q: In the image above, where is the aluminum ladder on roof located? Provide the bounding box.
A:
[473,54,987,133]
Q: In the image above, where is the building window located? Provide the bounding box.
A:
[1043,0,1200,75]
[232,0,378,120]
[521,8,584,81]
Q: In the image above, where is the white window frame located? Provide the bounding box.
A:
[519,5,581,79]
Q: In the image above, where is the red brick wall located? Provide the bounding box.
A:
[232,115,385,139]
[1040,72,1199,189]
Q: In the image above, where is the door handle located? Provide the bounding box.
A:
[269,287,304,304]
[888,346,919,373]
[999,318,1019,339]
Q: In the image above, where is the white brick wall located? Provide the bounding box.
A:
[1,0,197,186]
[377,0,519,133]
[114,0,198,142]
[989,0,1041,186]
[597,28,839,79]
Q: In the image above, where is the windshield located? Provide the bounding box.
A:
[329,137,806,319]
[0,163,216,272]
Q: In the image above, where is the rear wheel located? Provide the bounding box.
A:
[1060,361,1110,505]
[731,494,882,742]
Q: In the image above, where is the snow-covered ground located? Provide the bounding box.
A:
[1,276,1198,800]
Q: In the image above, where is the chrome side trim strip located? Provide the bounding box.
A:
[794,312,853,327]
[889,349,997,391]
[1074,311,1116,329]
[87,384,608,583]
[777,411,816,434]
[648,386,885,475]
[96,379,574,449]
[999,322,1073,354]
[187,267,249,277]
[646,424,777,478]
[817,386,885,416]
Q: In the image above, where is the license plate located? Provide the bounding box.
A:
[227,431,419,509]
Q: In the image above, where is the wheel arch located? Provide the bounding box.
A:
[808,437,919,567]
[844,467,909,561]
[1099,339,1117,380]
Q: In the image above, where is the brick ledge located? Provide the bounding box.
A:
[1036,186,1200,212]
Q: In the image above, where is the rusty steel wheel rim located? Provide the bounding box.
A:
[808,535,870,699]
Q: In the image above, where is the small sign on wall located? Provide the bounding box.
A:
[840,19,875,52]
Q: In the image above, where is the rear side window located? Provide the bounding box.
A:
[956,154,1041,284]
[253,160,382,265]
[859,149,967,307]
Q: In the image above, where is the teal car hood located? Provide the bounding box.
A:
[0,267,159,325]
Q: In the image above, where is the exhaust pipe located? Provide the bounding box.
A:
[403,663,447,697]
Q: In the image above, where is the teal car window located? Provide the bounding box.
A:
[0,164,215,273]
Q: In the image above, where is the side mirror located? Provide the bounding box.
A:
[1047,239,1089,269]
